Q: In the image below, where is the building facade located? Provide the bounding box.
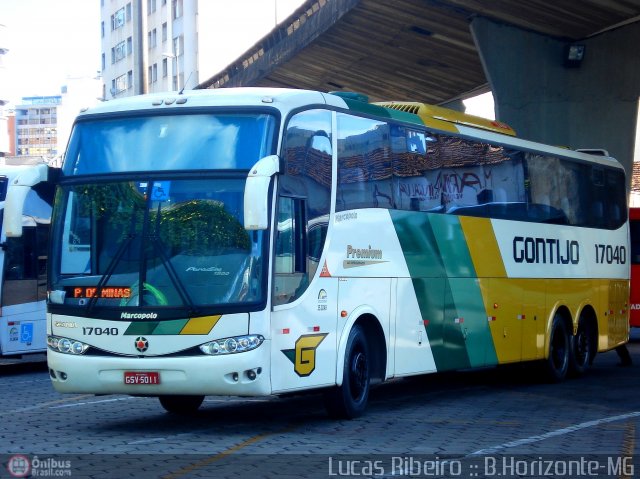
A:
[100,0,305,99]
[14,96,61,158]
[13,77,101,162]
[0,23,10,156]
[101,0,199,98]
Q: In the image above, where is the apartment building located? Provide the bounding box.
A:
[101,0,305,99]
[14,96,60,158]
[0,23,10,156]
[14,76,102,161]
[101,0,211,98]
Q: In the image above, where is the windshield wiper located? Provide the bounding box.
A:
[148,202,199,314]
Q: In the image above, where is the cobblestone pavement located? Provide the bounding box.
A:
[1,334,640,478]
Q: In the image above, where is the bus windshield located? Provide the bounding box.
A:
[64,112,276,175]
[50,177,266,315]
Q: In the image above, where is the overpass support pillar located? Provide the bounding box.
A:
[470,16,640,180]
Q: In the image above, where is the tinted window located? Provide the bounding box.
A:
[275,109,332,305]
[336,114,393,211]
[64,113,276,175]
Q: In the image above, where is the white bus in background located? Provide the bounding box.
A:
[0,163,55,356]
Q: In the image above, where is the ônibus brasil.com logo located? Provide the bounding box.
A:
[7,454,72,477]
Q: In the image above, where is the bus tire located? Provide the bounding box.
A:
[569,316,594,376]
[158,395,204,414]
[323,325,370,419]
[545,314,570,382]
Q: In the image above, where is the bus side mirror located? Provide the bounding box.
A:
[244,155,280,230]
[2,164,49,238]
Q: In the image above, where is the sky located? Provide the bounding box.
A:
[0,0,102,105]
[0,0,494,118]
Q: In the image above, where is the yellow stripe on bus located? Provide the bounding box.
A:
[459,216,506,278]
[180,315,222,335]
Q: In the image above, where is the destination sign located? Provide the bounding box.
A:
[66,287,131,299]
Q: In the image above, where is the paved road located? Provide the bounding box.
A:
[2,333,640,478]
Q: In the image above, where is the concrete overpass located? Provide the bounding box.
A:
[197,0,640,179]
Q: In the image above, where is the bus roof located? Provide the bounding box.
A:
[76,88,623,171]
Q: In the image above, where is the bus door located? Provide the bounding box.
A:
[270,196,337,393]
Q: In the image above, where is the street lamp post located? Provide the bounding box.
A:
[162,52,179,92]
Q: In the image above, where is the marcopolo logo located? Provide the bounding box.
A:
[120,312,158,320]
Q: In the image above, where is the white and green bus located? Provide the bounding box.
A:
[0,163,54,356]
[41,88,628,418]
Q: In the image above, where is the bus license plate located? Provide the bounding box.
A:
[124,372,160,385]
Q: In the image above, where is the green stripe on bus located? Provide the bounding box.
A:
[390,210,469,370]
[153,319,190,335]
[391,211,498,370]
[429,214,498,367]
[124,321,160,335]
[342,98,424,126]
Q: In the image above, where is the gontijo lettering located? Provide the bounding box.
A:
[513,236,579,264]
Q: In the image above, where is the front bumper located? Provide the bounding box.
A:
[47,341,271,396]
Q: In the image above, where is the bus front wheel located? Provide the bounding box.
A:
[323,325,371,419]
[545,314,570,382]
[158,395,204,414]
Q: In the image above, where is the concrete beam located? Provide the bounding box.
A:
[471,16,640,184]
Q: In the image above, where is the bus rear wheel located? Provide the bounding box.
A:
[158,395,204,414]
[570,316,594,376]
[545,314,570,382]
[323,325,370,419]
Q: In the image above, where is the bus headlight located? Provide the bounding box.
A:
[47,335,89,355]
[199,334,264,355]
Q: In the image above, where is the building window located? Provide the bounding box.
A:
[114,74,127,94]
[127,37,133,55]
[111,7,125,30]
[148,28,157,49]
[101,53,105,71]
[148,65,158,84]
[112,41,126,63]
[162,23,167,42]
[162,58,168,77]
[172,0,183,19]
[172,35,183,56]
[148,0,157,13]
[126,2,132,21]
[101,21,104,38]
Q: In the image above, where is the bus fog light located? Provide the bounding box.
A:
[199,335,264,356]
